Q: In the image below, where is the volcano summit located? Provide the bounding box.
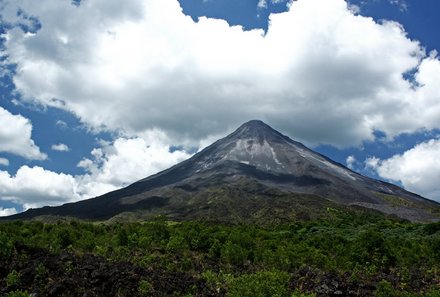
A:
[7,120,440,222]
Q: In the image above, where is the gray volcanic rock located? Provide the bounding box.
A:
[6,120,440,222]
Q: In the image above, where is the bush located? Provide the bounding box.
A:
[291,290,317,297]
[35,262,48,282]
[166,235,189,253]
[57,228,74,249]
[227,270,289,297]
[0,231,12,259]
[138,279,153,295]
[117,228,129,246]
[6,270,21,287]
[374,280,399,297]
[207,238,221,258]
[423,222,440,235]
[221,241,249,266]
[425,288,440,297]
[202,270,223,290]
[6,290,31,297]
[352,228,395,270]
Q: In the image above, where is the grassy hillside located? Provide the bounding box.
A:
[1,211,440,296]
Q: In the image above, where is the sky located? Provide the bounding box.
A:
[1,0,440,216]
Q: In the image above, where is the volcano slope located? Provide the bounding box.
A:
[6,120,440,223]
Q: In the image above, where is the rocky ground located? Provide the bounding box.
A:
[1,242,438,297]
[0,243,219,297]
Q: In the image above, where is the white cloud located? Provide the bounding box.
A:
[2,0,439,148]
[0,207,17,217]
[259,0,286,9]
[55,120,68,129]
[389,0,408,12]
[258,0,268,9]
[0,132,192,209]
[366,139,440,201]
[0,107,47,160]
[0,165,79,209]
[51,143,70,152]
[0,158,9,166]
[347,3,360,14]
[346,155,356,169]
[365,156,380,170]
[76,134,191,197]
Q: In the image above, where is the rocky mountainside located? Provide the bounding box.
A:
[6,120,440,222]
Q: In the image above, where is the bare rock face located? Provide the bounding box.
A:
[7,120,440,222]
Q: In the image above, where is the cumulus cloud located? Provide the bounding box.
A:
[365,156,380,170]
[76,133,191,197]
[347,3,360,14]
[0,207,17,217]
[0,107,47,160]
[0,132,191,209]
[346,155,356,169]
[0,0,438,148]
[0,158,9,166]
[51,143,70,152]
[0,165,79,209]
[365,139,440,201]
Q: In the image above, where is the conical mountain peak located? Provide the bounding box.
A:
[193,120,312,175]
[228,120,289,145]
[237,119,271,130]
[233,120,273,137]
[5,120,439,223]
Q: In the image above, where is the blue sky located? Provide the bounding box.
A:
[1,0,440,216]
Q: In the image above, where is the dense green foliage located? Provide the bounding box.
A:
[0,212,439,296]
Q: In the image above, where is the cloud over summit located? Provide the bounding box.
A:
[1,0,439,148]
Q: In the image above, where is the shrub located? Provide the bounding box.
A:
[35,262,48,282]
[374,280,399,297]
[166,235,189,253]
[138,279,153,295]
[425,288,440,297]
[0,231,12,259]
[227,270,289,297]
[57,228,74,249]
[208,239,222,257]
[117,228,129,246]
[6,290,31,297]
[352,228,395,270]
[291,290,317,297]
[6,270,21,287]
[221,241,249,266]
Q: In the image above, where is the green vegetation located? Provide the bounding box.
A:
[226,270,290,297]
[0,212,439,296]
[6,270,21,287]
[138,279,153,295]
[5,291,31,297]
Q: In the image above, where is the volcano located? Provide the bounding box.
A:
[7,120,440,222]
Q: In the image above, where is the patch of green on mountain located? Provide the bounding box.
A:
[375,192,440,216]
[376,193,418,207]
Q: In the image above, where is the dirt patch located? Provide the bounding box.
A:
[0,242,219,297]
